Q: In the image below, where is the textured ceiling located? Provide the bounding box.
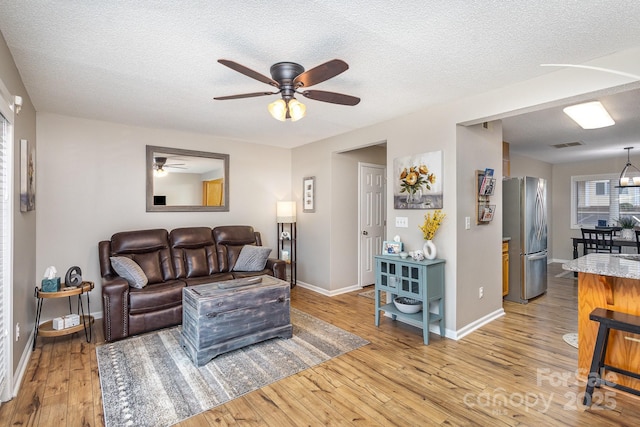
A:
[1,1,640,154]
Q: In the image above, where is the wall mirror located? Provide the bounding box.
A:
[146,145,229,212]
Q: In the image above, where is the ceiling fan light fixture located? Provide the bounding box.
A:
[154,168,168,178]
[268,99,287,121]
[288,98,306,122]
[563,101,615,130]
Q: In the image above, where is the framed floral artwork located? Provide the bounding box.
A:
[393,150,442,209]
[303,176,315,212]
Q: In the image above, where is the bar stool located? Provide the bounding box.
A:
[583,308,640,406]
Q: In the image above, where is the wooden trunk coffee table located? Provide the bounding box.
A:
[180,275,292,366]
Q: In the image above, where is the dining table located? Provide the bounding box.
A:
[571,236,638,259]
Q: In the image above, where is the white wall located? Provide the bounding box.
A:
[35,113,292,320]
[154,173,201,205]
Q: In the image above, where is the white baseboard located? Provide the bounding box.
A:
[452,308,505,340]
[294,281,360,297]
[12,331,34,400]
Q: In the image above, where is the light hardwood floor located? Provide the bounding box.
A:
[2,263,639,426]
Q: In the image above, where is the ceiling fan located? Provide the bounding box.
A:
[214,59,360,121]
[153,156,186,177]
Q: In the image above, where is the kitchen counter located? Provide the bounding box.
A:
[562,253,640,394]
[502,236,511,242]
[562,253,640,279]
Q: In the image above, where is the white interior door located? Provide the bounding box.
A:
[359,163,385,287]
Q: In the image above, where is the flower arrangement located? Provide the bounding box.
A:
[616,216,637,229]
[419,210,446,241]
[399,165,436,197]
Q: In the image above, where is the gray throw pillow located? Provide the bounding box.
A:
[233,245,272,272]
[110,256,148,289]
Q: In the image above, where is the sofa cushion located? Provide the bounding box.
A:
[132,251,166,284]
[233,245,272,272]
[213,226,261,272]
[110,256,148,289]
[170,227,220,278]
[108,228,176,283]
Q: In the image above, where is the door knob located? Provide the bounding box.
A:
[362,230,368,235]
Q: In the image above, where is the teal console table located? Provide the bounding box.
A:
[374,255,445,344]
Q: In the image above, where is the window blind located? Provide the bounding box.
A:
[0,113,8,397]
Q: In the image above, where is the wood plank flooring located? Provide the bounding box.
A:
[2,263,640,426]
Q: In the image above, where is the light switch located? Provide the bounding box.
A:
[465,217,471,230]
[395,217,408,228]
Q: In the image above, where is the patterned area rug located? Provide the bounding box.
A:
[96,308,369,427]
[563,332,578,348]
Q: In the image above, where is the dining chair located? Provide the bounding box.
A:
[581,228,621,255]
[635,230,640,254]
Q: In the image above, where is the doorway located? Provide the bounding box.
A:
[359,163,386,287]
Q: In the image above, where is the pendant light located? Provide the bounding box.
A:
[618,147,640,187]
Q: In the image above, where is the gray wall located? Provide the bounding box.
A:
[550,155,639,261]
[292,48,640,333]
[35,113,292,322]
[0,30,37,378]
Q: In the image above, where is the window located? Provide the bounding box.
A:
[571,173,640,228]
[595,181,608,196]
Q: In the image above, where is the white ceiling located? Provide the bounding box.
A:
[1,1,640,159]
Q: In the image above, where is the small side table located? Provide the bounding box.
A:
[33,281,94,350]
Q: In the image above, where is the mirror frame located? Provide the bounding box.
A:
[146,145,230,212]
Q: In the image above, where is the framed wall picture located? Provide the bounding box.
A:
[393,150,443,209]
[20,139,36,212]
[303,176,315,212]
[382,241,403,255]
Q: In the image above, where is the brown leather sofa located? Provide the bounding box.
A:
[98,225,286,342]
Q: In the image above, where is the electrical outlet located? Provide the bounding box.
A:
[15,323,19,341]
[479,287,484,299]
[395,217,408,228]
[465,217,471,230]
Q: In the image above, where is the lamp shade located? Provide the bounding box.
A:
[288,98,306,122]
[618,147,640,187]
[268,99,287,121]
[276,201,296,223]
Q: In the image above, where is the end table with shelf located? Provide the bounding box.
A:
[277,222,296,287]
[33,281,94,350]
[374,255,445,344]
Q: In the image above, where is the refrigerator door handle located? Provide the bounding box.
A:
[527,252,547,261]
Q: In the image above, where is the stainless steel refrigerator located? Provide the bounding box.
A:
[503,176,548,303]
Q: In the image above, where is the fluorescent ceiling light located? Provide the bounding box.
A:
[563,101,615,129]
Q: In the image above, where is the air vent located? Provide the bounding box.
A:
[551,141,584,149]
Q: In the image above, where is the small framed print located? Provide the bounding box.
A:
[303,176,315,213]
[382,241,403,255]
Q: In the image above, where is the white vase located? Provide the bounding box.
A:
[423,240,437,260]
[622,228,634,240]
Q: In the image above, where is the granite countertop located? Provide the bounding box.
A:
[562,253,640,280]
[503,237,511,242]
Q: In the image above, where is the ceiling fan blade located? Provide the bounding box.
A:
[294,59,349,88]
[218,59,279,87]
[302,90,360,106]
[214,91,277,100]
